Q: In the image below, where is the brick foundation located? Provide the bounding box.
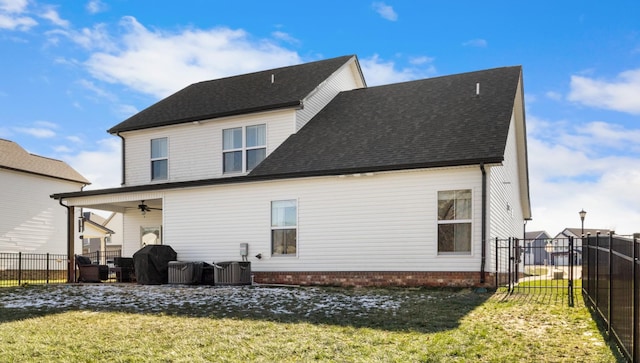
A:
[254,271,496,288]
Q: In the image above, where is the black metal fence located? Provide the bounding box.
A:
[81,249,122,266]
[495,237,579,306]
[583,232,639,362]
[0,250,123,287]
[0,252,68,287]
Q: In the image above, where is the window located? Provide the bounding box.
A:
[271,200,297,255]
[223,124,266,173]
[437,189,471,254]
[151,138,168,180]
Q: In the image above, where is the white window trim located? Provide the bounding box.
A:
[150,137,168,181]
[222,124,266,174]
[437,189,473,256]
[270,199,298,258]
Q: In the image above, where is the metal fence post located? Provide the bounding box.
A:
[633,235,637,362]
[508,237,513,292]
[46,253,50,284]
[568,236,574,307]
[18,252,22,285]
[608,232,612,340]
[495,237,499,288]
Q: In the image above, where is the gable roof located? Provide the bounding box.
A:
[52,63,527,203]
[0,139,90,184]
[556,228,611,238]
[250,66,522,178]
[108,55,359,134]
[525,231,550,240]
[83,212,115,235]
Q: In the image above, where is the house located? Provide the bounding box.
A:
[80,211,123,263]
[51,55,531,287]
[523,230,551,265]
[0,139,89,260]
[551,228,610,265]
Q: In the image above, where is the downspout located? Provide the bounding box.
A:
[117,132,126,186]
[480,163,487,284]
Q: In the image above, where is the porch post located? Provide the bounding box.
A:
[66,205,75,283]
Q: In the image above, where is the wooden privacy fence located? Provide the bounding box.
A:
[583,232,640,363]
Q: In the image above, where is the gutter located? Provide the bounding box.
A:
[480,163,487,284]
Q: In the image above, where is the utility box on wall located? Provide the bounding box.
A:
[240,243,248,257]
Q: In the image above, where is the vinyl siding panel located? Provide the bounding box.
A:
[488,112,524,240]
[0,169,83,254]
[296,59,363,131]
[122,109,296,186]
[161,167,483,272]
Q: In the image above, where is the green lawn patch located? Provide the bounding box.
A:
[0,284,623,362]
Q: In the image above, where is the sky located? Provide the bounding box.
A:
[0,0,639,236]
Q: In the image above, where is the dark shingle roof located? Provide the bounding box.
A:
[250,66,522,178]
[0,139,90,184]
[108,55,357,133]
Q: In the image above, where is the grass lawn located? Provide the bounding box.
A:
[0,284,624,362]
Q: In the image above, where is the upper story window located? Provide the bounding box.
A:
[223,124,266,173]
[437,189,472,254]
[151,137,168,180]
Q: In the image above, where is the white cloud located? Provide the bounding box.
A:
[462,38,488,47]
[545,91,562,101]
[66,135,83,144]
[77,78,116,101]
[525,115,640,235]
[40,6,69,28]
[271,30,299,44]
[359,54,436,86]
[78,16,301,98]
[568,68,640,114]
[0,0,36,30]
[34,120,59,129]
[409,55,434,65]
[14,126,56,138]
[0,0,28,13]
[61,137,121,189]
[47,23,116,51]
[372,2,398,21]
[86,0,107,14]
[0,12,36,30]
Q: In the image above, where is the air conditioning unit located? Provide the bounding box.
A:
[168,261,203,284]
[213,261,251,285]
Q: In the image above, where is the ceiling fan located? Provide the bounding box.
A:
[138,200,162,215]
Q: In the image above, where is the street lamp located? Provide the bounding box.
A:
[579,209,587,236]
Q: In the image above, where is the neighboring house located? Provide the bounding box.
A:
[51,55,531,287]
[80,211,123,263]
[0,139,89,260]
[551,228,611,265]
[523,230,551,265]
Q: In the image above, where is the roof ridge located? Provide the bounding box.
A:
[191,55,355,86]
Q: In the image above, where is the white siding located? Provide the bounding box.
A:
[160,167,484,272]
[121,110,296,186]
[0,169,83,254]
[487,112,525,241]
[122,209,163,257]
[296,58,364,130]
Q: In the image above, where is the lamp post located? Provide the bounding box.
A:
[579,209,587,236]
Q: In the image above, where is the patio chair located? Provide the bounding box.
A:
[113,257,136,282]
[75,255,109,283]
